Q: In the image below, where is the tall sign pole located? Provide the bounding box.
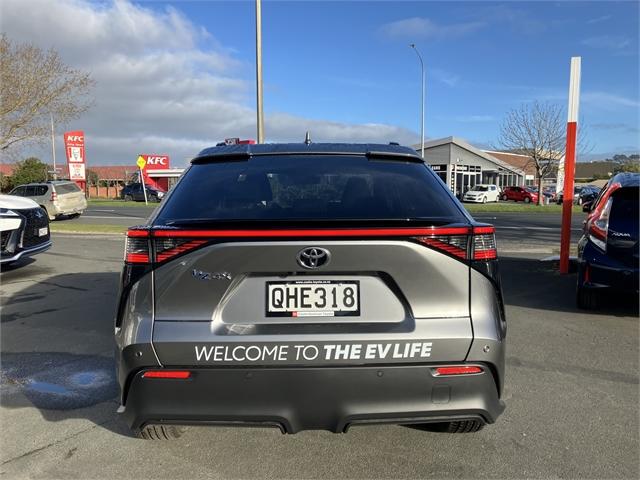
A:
[559,57,581,274]
[255,0,265,143]
[137,156,149,205]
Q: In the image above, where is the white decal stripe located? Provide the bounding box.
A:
[567,56,581,122]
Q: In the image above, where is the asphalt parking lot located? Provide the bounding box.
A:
[1,231,637,479]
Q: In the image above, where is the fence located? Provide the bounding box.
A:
[86,185,124,199]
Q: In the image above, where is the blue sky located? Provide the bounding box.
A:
[172,0,640,156]
[3,0,639,165]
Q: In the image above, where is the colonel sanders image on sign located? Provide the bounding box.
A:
[70,147,83,163]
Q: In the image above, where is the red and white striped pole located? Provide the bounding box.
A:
[559,57,581,274]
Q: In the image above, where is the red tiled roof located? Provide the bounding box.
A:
[0,163,17,176]
[483,151,537,176]
[87,166,138,180]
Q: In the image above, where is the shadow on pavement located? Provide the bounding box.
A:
[1,271,132,436]
[500,257,638,317]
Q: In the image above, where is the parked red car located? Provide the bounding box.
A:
[500,186,539,203]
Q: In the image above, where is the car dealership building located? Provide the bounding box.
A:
[415,137,526,198]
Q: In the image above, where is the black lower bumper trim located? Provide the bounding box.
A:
[122,365,504,433]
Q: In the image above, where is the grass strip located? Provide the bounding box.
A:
[464,203,583,214]
[50,223,127,235]
[88,199,157,208]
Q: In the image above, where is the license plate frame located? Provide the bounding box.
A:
[265,280,360,318]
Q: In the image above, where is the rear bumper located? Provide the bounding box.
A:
[578,245,639,294]
[120,364,504,434]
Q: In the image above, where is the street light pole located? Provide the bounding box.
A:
[255,0,265,143]
[50,113,57,180]
[410,44,425,158]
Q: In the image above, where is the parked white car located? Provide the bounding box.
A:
[462,184,500,203]
[0,194,51,264]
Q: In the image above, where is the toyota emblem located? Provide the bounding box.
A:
[297,247,330,269]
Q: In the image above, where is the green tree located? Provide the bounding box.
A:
[0,173,13,192]
[86,168,99,186]
[11,157,48,186]
[614,161,640,174]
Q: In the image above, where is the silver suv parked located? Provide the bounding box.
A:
[10,181,87,220]
[115,143,506,440]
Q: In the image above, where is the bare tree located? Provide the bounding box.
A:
[498,101,588,206]
[498,101,564,205]
[0,34,94,153]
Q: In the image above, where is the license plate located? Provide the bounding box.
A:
[266,280,360,317]
[38,227,48,237]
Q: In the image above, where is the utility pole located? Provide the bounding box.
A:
[410,44,425,158]
[50,113,57,180]
[255,0,265,143]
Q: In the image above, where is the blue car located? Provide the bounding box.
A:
[576,173,639,309]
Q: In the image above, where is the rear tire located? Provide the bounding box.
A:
[576,287,599,310]
[445,420,485,433]
[137,425,186,440]
[501,194,507,201]
[124,194,133,202]
[407,420,485,433]
[41,206,55,221]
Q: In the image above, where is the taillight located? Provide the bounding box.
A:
[472,226,497,260]
[588,197,613,252]
[155,238,207,262]
[125,229,150,263]
[124,229,208,264]
[586,182,621,253]
[415,234,468,259]
[413,225,497,261]
[50,191,57,202]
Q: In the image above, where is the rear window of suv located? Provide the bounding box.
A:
[155,155,466,224]
[609,187,639,234]
[55,183,81,194]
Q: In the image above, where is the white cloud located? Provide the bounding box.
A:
[581,35,632,50]
[454,115,495,123]
[380,17,485,40]
[582,92,640,109]
[586,15,612,25]
[2,0,417,166]
[431,68,460,87]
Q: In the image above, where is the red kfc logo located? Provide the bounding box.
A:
[140,154,170,170]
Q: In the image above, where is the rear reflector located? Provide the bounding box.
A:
[434,366,483,376]
[142,370,191,379]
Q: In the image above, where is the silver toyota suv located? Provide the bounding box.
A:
[115,143,506,440]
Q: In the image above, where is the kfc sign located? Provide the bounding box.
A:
[139,154,170,170]
[64,130,86,180]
